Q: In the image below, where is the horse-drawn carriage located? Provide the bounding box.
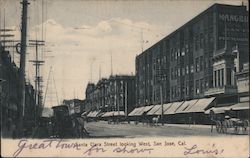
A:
[51,105,88,138]
[213,117,249,134]
[207,104,249,134]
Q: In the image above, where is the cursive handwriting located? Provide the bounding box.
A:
[183,144,224,156]
[113,146,154,154]
[83,144,107,156]
[13,139,83,157]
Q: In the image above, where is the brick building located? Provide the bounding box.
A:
[85,75,136,116]
[135,3,249,106]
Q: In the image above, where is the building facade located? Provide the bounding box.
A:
[136,3,249,106]
[63,99,85,116]
[85,75,136,116]
[0,44,37,136]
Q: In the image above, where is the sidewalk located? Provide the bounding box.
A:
[98,120,211,129]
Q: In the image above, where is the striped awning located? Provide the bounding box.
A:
[87,110,101,118]
[114,111,125,116]
[164,101,184,115]
[128,107,141,116]
[81,111,89,117]
[135,105,154,116]
[184,97,215,113]
[133,107,146,116]
[147,105,161,115]
[154,103,173,115]
[175,99,199,114]
[102,111,115,117]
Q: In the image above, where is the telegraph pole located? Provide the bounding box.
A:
[19,0,29,137]
[29,40,45,125]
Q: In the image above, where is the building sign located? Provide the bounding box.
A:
[217,13,249,46]
[219,14,248,23]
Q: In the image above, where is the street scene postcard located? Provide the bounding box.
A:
[0,0,249,157]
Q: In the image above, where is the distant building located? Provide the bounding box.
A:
[63,99,85,115]
[85,75,136,116]
[135,3,249,106]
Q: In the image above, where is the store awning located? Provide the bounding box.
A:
[175,99,199,114]
[204,106,230,114]
[87,110,101,118]
[147,105,161,115]
[128,108,140,116]
[135,105,154,116]
[185,97,215,113]
[134,107,146,116]
[164,101,184,115]
[87,111,94,117]
[114,111,125,116]
[228,102,249,111]
[154,103,173,115]
[102,111,115,117]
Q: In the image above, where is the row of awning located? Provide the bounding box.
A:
[83,98,248,118]
[205,101,249,114]
[129,97,216,116]
[102,111,125,117]
[84,110,125,118]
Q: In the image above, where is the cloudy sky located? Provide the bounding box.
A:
[1,0,248,107]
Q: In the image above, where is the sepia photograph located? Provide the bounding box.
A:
[0,0,249,157]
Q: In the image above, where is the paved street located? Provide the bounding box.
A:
[84,121,248,138]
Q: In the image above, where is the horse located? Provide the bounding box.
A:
[152,116,160,126]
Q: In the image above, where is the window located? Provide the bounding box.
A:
[182,67,185,76]
[221,69,224,86]
[196,80,200,94]
[218,70,221,87]
[200,33,204,48]
[200,56,204,71]
[171,68,174,79]
[185,44,189,53]
[190,65,194,73]
[227,68,231,85]
[195,58,200,72]
[214,71,217,87]
[177,68,180,77]
[200,78,204,93]
[181,48,185,56]
[186,65,189,74]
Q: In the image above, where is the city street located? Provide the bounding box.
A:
[84,121,248,138]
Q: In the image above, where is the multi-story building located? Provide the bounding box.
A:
[85,75,136,116]
[136,3,249,106]
[0,43,36,137]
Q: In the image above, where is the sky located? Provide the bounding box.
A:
[0,0,248,107]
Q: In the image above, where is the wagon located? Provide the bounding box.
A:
[207,105,249,134]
